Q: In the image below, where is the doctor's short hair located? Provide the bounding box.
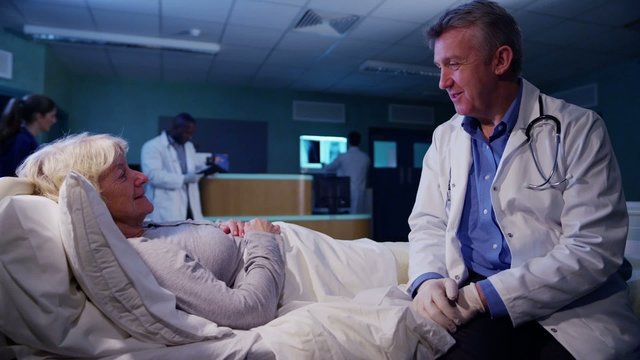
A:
[426,0,523,78]
[348,131,361,146]
[173,112,196,128]
[17,132,129,202]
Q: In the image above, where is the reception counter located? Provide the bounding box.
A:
[201,173,313,216]
[200,173,371,239]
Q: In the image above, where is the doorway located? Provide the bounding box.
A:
[369,127,432,242]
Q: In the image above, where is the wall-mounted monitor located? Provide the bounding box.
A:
[299,135,347,171]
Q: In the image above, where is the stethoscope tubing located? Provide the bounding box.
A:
[525,96,567,189]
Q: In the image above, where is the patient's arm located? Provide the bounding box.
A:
[131,225,285,330]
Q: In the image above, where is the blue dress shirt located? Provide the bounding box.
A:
[410,82,523,318]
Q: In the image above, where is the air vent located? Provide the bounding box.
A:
[293,101,345,123]
[293,9,359,37]
[360,60,439,77]
[389,104,435,125]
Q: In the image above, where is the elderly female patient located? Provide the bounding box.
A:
[17,132,284,330]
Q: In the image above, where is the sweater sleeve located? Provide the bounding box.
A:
[133,230,284,330]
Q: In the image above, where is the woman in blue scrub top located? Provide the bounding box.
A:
[0,94,57,177]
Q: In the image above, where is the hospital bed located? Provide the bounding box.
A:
[0,175,453,359]
[1,174,638,360]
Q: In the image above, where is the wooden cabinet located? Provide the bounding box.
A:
[200,174,312,216]
[200,173,371,239]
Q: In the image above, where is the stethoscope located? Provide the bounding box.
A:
[525,96,567,189]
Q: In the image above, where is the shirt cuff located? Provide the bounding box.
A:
[477,279,508,317]
[408,272,444,298]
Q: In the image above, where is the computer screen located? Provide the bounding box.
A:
[312,174,351,214]
[299,135,347,170]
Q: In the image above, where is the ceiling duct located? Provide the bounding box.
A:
[23,25,220,55]
[360,60,440,77]
[293,9,359,37]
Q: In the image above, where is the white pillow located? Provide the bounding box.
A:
[58,171,231,344]
[0,194,161,357]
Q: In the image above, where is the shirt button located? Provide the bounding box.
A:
[454,275,460,280]
[492,244,498,249]
[507,233,513,238]
[484,175,490,180]
[483,209,488,215]
[492,186,498,191]
[550,328,558,333]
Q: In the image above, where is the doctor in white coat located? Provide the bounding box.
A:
[408,1,640,359]
[324,131,370,214]
[141,113,204,222]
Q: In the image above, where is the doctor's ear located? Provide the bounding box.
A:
[492,45,513,76]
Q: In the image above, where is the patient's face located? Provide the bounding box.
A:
[99,153,153,231]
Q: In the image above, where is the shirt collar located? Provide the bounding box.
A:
[166,132,182,147]
[461,79,523,141]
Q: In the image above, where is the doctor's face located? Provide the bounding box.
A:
[434,27,500,121]
[99,152,153,230]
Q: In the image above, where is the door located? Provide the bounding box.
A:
[369,127,432,242]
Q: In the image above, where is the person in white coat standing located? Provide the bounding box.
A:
[408,1,640,359]
[324,131,370,214]
[141,113,204,222]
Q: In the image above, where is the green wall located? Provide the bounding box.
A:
[0,31,46,94]
[3,29,640,199]
[66,76,453,173]
[547,62,640,200]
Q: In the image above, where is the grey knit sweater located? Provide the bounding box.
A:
[129,222,285,329]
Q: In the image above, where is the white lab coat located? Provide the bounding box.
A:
[408,79,640,359]
[324,146,370,214]
[141,131,203,222]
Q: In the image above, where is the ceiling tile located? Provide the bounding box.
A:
[374,44,431,65]
[307,0,383,16]
[512,10,565,40]
[215,44,271,63]
[576,0,640,27]
[526,20,610,47]
[92,9,159,36]
[15,3,95,28]
[222,24,284,49]
[228,0,302,30]
[1,0,638,101]
[371,0,455,23]
[349,16,421,43]
[87,0,159,15]
[277,31,337,54]
[161,17,224,42]
[161,0,233,23]
[264,49,320,67]
[326,39,387,61]
[522,0,608,18]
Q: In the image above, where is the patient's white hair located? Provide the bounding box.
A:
[17,132,128,202]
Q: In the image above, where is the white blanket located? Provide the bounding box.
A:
[254,223,454,359]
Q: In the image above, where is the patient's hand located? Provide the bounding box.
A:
[412,278,462,333]
[244,218,281,235]
[218,219,245,237]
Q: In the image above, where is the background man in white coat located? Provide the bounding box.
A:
[141,113,204,222]
[408,1,640,359]
[324,131,370,214]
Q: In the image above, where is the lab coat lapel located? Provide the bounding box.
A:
[448,123,472,233]
[497,80,540,177]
